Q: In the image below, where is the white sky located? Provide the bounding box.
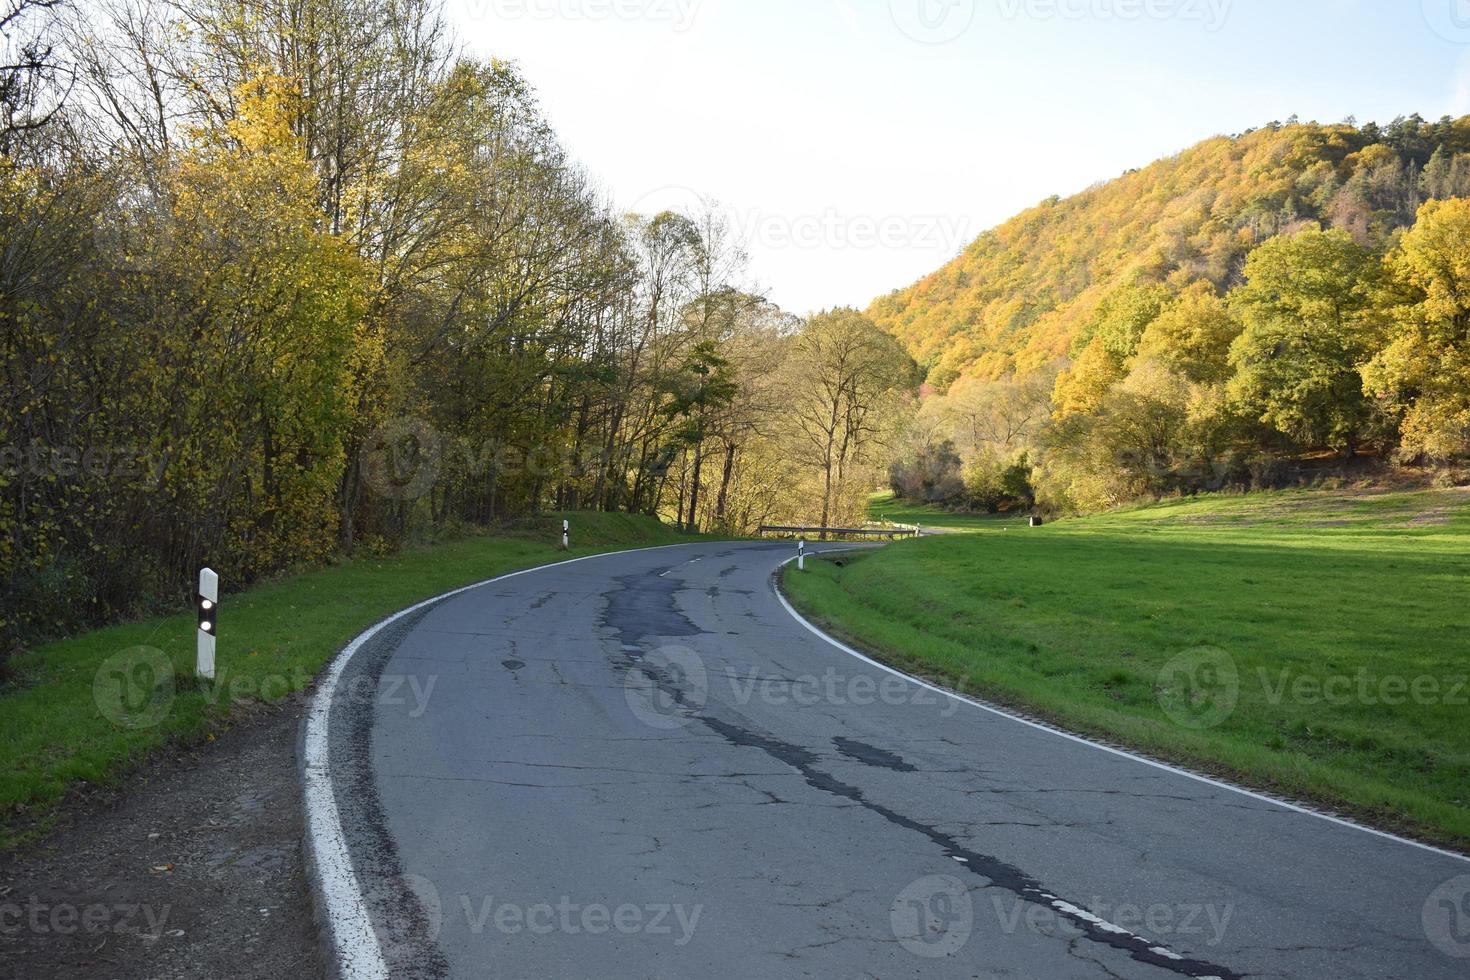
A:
[447,0,1470,315]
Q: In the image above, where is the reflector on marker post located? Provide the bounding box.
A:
[197,567,219,680]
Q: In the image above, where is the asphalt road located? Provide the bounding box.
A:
[322,540,1470,979]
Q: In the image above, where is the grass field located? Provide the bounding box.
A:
[785,487,1470,848]
[867,490,1015,531]
[0,513,695,848]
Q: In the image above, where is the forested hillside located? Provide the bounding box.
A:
[871,117,1470,385]
[0,0,913,651]
[876,117,1470,514]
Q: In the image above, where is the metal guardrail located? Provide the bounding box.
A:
[756,524,922,539]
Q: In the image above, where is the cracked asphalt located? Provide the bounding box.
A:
[326,540,1470,979]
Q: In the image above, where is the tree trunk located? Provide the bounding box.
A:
[686,448,704,534]
[337,450,360,554]
[595,403,625,511]
[820,449,834,541]
[714,441,736,528]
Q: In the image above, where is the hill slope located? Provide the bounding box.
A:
[870,116,1470,387]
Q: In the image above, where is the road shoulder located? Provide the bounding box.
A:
[0,701,324,979]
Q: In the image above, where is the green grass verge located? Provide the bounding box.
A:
[867,490,1016,532]
[0,512,699,848]
[786,487,1470,848]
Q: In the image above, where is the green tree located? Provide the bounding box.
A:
[787,309,917,529]
[660,341,739,533]
[1136,282,1242,384]
[1054,283,1170,418]
[1075,282,1171,362]
[1364,198,1470,462]
[1227,229,1385,455]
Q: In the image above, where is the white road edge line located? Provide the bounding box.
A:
[772,555,1470,867]
[302,541,707,979]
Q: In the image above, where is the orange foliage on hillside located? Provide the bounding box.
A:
[869,117,1470,389]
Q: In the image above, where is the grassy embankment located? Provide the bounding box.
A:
[1,513,696,848]
[786,488,1470,847]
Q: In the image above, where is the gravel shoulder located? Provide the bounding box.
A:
[0,701,324,979]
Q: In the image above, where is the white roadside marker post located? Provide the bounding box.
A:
[798,537,806,572]
[562,520,570,551]
[197,567,219,681]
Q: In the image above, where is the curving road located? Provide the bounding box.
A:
[314,540,1470,979]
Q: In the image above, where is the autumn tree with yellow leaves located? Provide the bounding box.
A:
[0,0,911,653]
